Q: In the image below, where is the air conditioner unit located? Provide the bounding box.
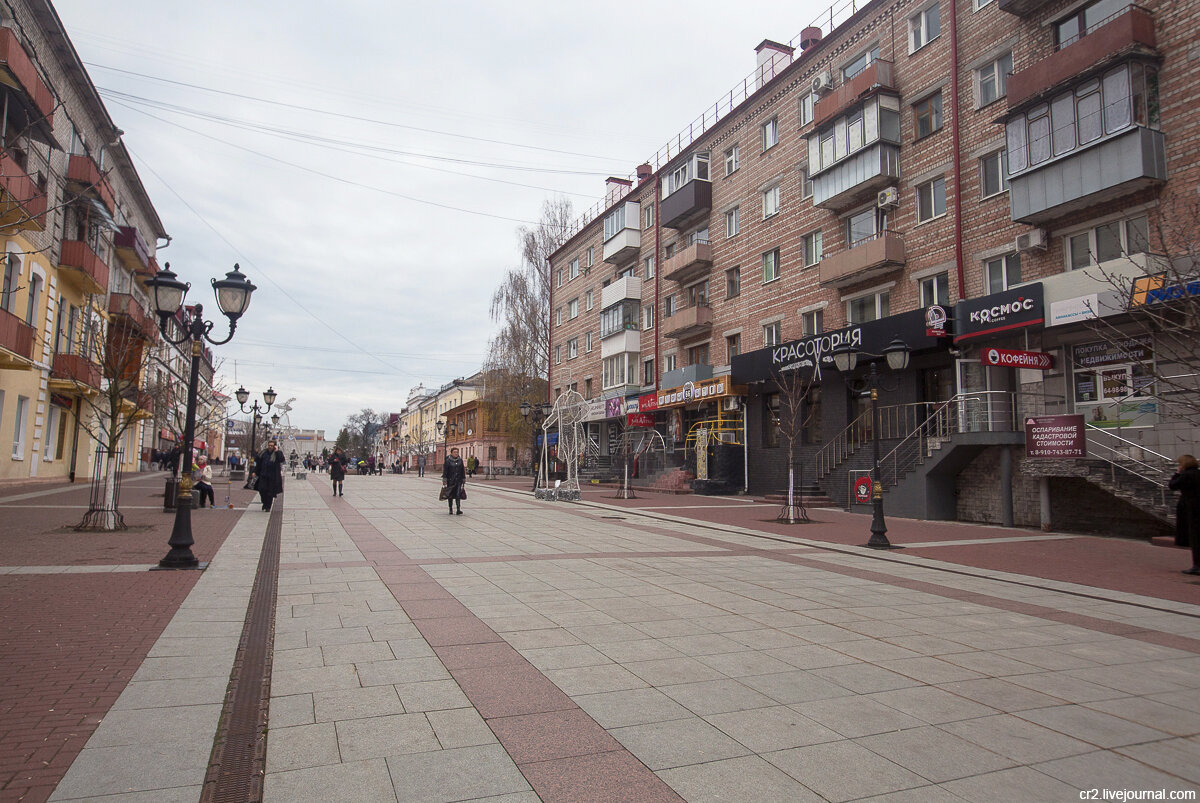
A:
[1015,229,1048,252]
[723,396,741,411]
[811,71,834,94]
[877,187,899,209]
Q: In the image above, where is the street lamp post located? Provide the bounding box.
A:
[520,401,553,492]
[403,435,411,472]
[832,337,911,550]
[146,263,257,569]
[235,385,277,488]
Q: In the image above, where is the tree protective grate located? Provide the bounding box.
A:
[200,501,282,803]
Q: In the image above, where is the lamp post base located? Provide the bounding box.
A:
[865,499,903,549]
[157,550,203,569]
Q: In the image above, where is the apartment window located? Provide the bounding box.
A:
[603,205,630,241]
[974,0,994,8]
[764,393,782,448]
[687,281,709,307]
[798,92,815,127]
[799,168,813,200]
[1055,0,1135,48]
[914,92,943,138]
[847,208,886,246]
[664,354,677,373]
[645,256,655,278]
[24,273,41,327]
[762,118,779,151]
[847,291,890,323]
[664,295,675,317]
[555,307,562,326]
[1066,214,1149,270]
[917,176,947,222]
[725,206,740,237]
[600,300,640,336]
[762,248,781,283]
[555,345,562,364]
[602,353,635,389]
[977,53,1012,107]
[724,145,739,175]
[803,230,823,267]
[687,344,710,367]
[586,331,593,352]
[985,253,1022,294]
[586,247,594,268]
[586,289,594,310]
[980,150,1009,198]
[569,259,580,280]
[762,185,780,219]
[584,379,593,399]
[12,395,28,458]
[726,333,741,361]
[1,252,19,314]
[556,269,564,288]
[643,203,655,229]
[568,338,579,359]
[919,272,950,306]
[568,298,579,319]
[802,309,823,336]
[642,358,655,385]
[643,303,655,330]
[909,4,941,52]
[763,321,782,347]
[843,45,880,80]
[726,266,741,298]
[662,152,710,197]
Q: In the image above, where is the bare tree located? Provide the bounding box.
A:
[770,366,820,524]
[342,408,386,456]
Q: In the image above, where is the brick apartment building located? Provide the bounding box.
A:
[0,0,169,481]
[548,0,1197,531]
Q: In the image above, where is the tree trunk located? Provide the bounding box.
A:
[787,458,796,525]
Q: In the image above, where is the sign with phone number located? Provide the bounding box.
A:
[1025,414,1087,458]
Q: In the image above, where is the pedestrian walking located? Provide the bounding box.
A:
[329,447,348,497]
[441,446,466,515]
[254,439,286,512]
[1169,454,1200,575]
[195,455,215,508]
[466,453,478,478]
[417,453,426,477]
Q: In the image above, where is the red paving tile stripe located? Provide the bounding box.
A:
[320,494,683,803]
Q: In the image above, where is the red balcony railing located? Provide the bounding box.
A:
[108,293,158,340]
[66,154,116,215]
[0,27,54,126]
[0,151,47,231]
[51,352,101,390]
[59,240,110,295]
[114,226,151,273]
[0,307,35,364]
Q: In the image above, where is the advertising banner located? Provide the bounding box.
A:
[626,413,654,427]
[981,348,1053,370]
[954,284,1045,343]
[1024,414,1086,458]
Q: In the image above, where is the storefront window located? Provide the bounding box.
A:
[764,393,782,447]
[1071,336,1156,427]
[803,387,823,445]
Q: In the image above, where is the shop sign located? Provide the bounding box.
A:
[627,413,655,427]
[852,474,873,504]
[1072,336,1152,369]
[981,348,1053,370]
[1130,273,1200,306]
[925,305,950,338]
[624,399,640,414]
[638,392,659,412]
[954,284,1044,343]
[1049,294,1099,327]
[49,393,73,409]
[604,397,623,419]
[654,377,745,409]
[1024,414,1086,459]
[584,398,606,421]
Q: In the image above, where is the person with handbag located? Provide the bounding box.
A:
[194,455,215,508]
[254,439,286,512]
[441,446,467,515]
[329,447,349,497]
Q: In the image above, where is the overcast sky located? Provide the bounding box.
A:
[54,0,826,436]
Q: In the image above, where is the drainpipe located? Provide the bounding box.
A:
[949,0,966,298]
[547,257,553,405]
[654,177,662,419]
[68,397,81,483]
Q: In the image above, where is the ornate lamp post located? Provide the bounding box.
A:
[520,401,553,492]
[234,385,277,488]
[403,434,411,472]
[146,263,256,569]
[832,337,911,549]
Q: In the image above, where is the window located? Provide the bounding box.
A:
[764,393,782,448]
[603,205,630,241]
[762,185,780,219]
[724,145,739,175]
[980,150,1009,197]
[798,92,815,127]
[763,321,782,346]
[664,295,675,317]
[799,168,813,200]
[762,248,781,283]
[690,227,708,246]
[586,247,594,268]
[569,258,580,280]
[603,353,637,389]
[555,307,562,326]
[44,406,59,460]
[664,354,677,373]
[917,176,947,222]
[644,203,655,229]
[802,309,823,335]
[1066,215,1149,269]
[725,206,740,237]
[1,252,19,314]
[600,300,640,336]
[1056,0,1135,48]
[985,253,1022,294]
[568,298,579,319]
[663,152,710,197]
[687,344,710,366]
[803,231,823,267]
[586,289,594,310]
[726,333,741,361]
[24,273,40,327]
[555,345,562,364]
[914,92,943,138]
[919,272,949,306]
[568,338,579,359]
[586,331,593,352]
[726,266,741,298]
[644,256,655,278]
[910,4,941,52]
[644,358,655,385]
[12,395,28,458]
[619,266,635,280]
[687,281,709,307]
[974,0,994,9]
[762,117,779,151]
[643,303,655,330]
[847,290,890,323]
[584,379,593,399]
[843,45,880,80]
[556,269,564,288]
[977,53,1012,107]
[847,208,886,246]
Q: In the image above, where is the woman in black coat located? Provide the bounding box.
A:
[254,439,286,512]
[329,447,348,497]
[1169,454,1200,575]
[442,446,466,515]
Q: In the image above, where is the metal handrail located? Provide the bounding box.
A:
[1084,422,1173,464]
[814,410,870,481]
[812,401,932,481]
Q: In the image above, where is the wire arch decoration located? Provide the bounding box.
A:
[534,390,588,502]
[613,426,668,499]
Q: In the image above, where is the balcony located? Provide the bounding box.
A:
[1008,6,1156,109]
[663,240,713,284]
[108,293,158,340]
[121,388,155,419]
[813,143,900,212]
[59,240,110,295]
[0,307,35,368]
[661,363,714,390]
[661,179,712,230]
[50,352,101,393]
[600,329,640,357]
[819,231,906,288]
[1008,126,1166,224]
[113,226,151,274]
[600,276,642,310]
[663,303,714,340]
[0,151,47,231]
[997,0,1043,16]
[66,154,116,215]
[603,226,641,265]
[813,60,895,130]
[0,27,55,137]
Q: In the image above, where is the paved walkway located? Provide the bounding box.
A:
[4,472,1200,801]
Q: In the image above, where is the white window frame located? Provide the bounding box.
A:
[664,353,677,373]
[799,168,813,200]
[916,176,947,223]
[845,288,891,324]
[555,307,562,326]
[762,185,781,219]
[555,345,562,365]
[798,92,815,127]
[980,150,1009,198]
[643,203,655,229]
[1064,214,1150,271]
[645,256,655,278]
[568,338,578,359]
[762,321,782,347]
[842,45,880,80]
[909,3,941,53]
[586,247,594,267]
[803,230,823,267]
[725,206,740,237]
[568,298,579,319]
[556,269,564,288]
[569,258,580,280]
[976,52,1012,108]
[919,272,950,306]
[643,303,655,330]
[984,253,1022,293]
[586,289,594,310]
[724,144,739,176]
[974,0,994,8]
[12,394,28,459]
[585,331,593,352]
[762,117,779,152]
[762,248,781,284]
[801,309,823,336]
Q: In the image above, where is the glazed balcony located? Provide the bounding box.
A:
[59,240,110,295]
[113,226,151,274]
[0,151,47,231]
[0,307,35,368]
[66,154,116,215]
[663,240,713,284]
[1008,6,1155,109]
[663,303,713,340]
[600,275,642,310]
[661,179,712,230]
[813,60,895,130]
[108,292,158,340]
[602,201,642,265]
[50,352,101,392]
[819,231,906,288]
[0,27,55,133]
[812,143,901,212]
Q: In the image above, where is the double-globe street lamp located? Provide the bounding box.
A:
[436,420,457,469]
[832,337,911,550]
[234,386,277,488]
[519,401,553,492]
[146,263,256,569]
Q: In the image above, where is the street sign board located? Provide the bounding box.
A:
[1025,414,1086,458]
[981,347,1054,370]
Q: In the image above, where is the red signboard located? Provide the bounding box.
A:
[626,413,655,427]
[982,347,1054,370]
[638,393,659,412]
[852,475,873,504]
[1025,414,1087,458]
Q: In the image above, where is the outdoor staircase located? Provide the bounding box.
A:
[1080,459,1173,525]
[1077,426,1175,527]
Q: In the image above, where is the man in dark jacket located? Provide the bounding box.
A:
[442,447,466,515]
[254,439,286,511]
[1170,454,1200,575]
